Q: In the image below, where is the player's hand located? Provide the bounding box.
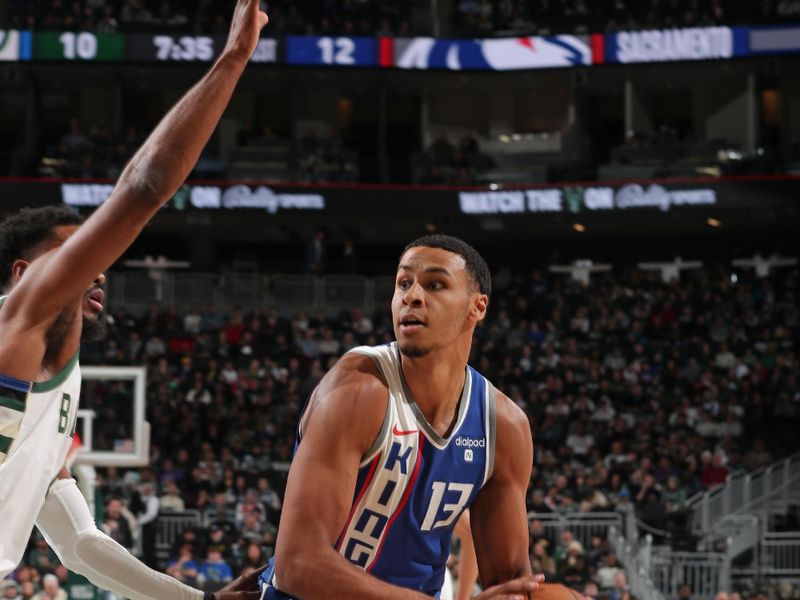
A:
[474,574,545,600]
[214,565,266,598]
[223,0,269,63]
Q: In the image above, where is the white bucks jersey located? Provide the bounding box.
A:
[0,335,81,577]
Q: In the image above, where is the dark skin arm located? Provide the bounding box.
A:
[470,390,535,589]
[266,355,541,600]
[453,510,478,600]
[0,0,268,380]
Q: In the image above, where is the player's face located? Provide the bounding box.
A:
[392,246,487,358]
[50,225,107,326]
[15,225,107,340]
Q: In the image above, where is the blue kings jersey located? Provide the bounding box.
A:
[260,342,497,598]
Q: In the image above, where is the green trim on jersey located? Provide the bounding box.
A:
[0,434,12,453]
[0,395,25,412]
[31,352,80,393]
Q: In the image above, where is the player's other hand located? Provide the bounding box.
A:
[214,565,266,599]
[475,574,545,600]
[223,0,269,62]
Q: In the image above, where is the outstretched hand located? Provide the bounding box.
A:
[224,0,269,62]
[214,565,267,600]
[475,574,545,600]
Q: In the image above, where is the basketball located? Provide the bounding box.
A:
[531,583,584,600]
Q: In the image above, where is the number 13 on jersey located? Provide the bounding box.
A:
[421,482,473,531]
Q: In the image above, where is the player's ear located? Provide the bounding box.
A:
[11,259,30,284]
[471,293,488,322]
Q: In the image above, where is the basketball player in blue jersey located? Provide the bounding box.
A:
[255,235,541,599]
[0,1,266,598]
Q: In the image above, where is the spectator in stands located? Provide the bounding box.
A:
[101,497,134,550]
[1,580,22,600]
[584,534,607,568]
[305,229,327,275]
[677,583,694,600]
[12,567,37,594]
[609,572,629,600]
[160,478,186,512]
[32,576,64,600]
[206,524,234,563]
[18,581,35,600]
[342,238,360,275]
[165,544,199,586]
[566,423,595,456]
[235,489,267,527]
[27,538,57,576]
[136,481,161,568]
[701,452,730,488]
[528,490,551,513]
[239,542,266,573]
[662,476,688,512]
[560,542,589,588]
[595,552,624,589]
[197,547,233,591]
[553,530,576,568]
[239,512,265,541]
[185,375,212,405]
[256,477,282,518]
[583,582,600,600]
[529,539,556,578]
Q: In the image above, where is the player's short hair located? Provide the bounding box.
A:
[403,234,492,297]
[0,206,84,289]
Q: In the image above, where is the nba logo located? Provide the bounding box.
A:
[465,449,473,462]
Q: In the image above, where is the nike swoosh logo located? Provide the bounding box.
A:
[392,424,418,436]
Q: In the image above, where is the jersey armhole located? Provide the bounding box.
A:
[358,352,392,467]
[482,381,497,487]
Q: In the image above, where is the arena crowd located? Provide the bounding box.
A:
[5,264,799,598]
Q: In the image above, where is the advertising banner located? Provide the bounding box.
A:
[602,26,749,64]
[1,176,796,219]
[394,35,591,71]
[458,184,718,215]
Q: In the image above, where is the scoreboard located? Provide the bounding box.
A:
[22,31,279,64]
[2,26,799,69]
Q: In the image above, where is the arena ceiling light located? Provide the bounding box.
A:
[707,218,722,228]
[573,223,586,233]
